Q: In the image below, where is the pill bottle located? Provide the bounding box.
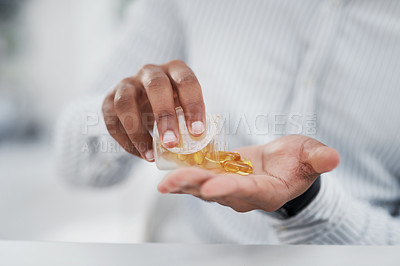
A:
[153,106,226,170]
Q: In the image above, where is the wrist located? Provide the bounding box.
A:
[273,176,321,219]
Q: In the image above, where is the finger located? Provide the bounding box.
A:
[199,174,259,198]
[307,146,340,174]
[102,91,140,157]
[201,174,285,209]
[140,101,155,132]
[113,80,154,161]
[158,168,264,212]
[164,60,206,136]
[170,187,202,197]
[301,138,340,175]
[138,64,179,148]
[212,196,259,213]
[158,167,216,193]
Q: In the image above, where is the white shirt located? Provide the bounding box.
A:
[55,0,400,244]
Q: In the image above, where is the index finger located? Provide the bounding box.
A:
[158,167,215,194]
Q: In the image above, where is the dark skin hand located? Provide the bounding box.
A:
[158,135,340,213]
[102,60,340,213]
[102,60,206,162]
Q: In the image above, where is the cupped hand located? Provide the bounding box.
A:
[158,135,340,213]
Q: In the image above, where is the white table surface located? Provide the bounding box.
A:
[0,240,399,266]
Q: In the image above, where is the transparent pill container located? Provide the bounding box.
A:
[153,107,226,170]
[153,107,253,175]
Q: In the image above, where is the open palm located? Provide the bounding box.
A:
[158,135,340,213]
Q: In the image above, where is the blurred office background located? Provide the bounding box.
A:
[0,0,158,243]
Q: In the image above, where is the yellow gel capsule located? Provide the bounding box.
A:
[236,170,251,176]
[177,154,187,161]
[200,151,220,169]
[193,151,205,165]
[204,152,218,163]
[231,152,241,161]
[202,159,222,169]
[206,151,241,162]
[222,160,253,176]
[242,159,253,167]
[222,160,240,173]
[218,151,241,162]
[186,158,196,166]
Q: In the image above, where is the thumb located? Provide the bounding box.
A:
[307,145,340,174]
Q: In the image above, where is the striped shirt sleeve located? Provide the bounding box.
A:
[267,176,400,245]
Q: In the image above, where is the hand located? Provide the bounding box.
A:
[158,135,340,213]
[102,60,206,161]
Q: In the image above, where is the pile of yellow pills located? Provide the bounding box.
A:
[159,141,253,175]
[153,107,252,175]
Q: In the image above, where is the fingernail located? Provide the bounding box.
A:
[145,150,154,161]
[163,130,177,144]
[190,121,205,135]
